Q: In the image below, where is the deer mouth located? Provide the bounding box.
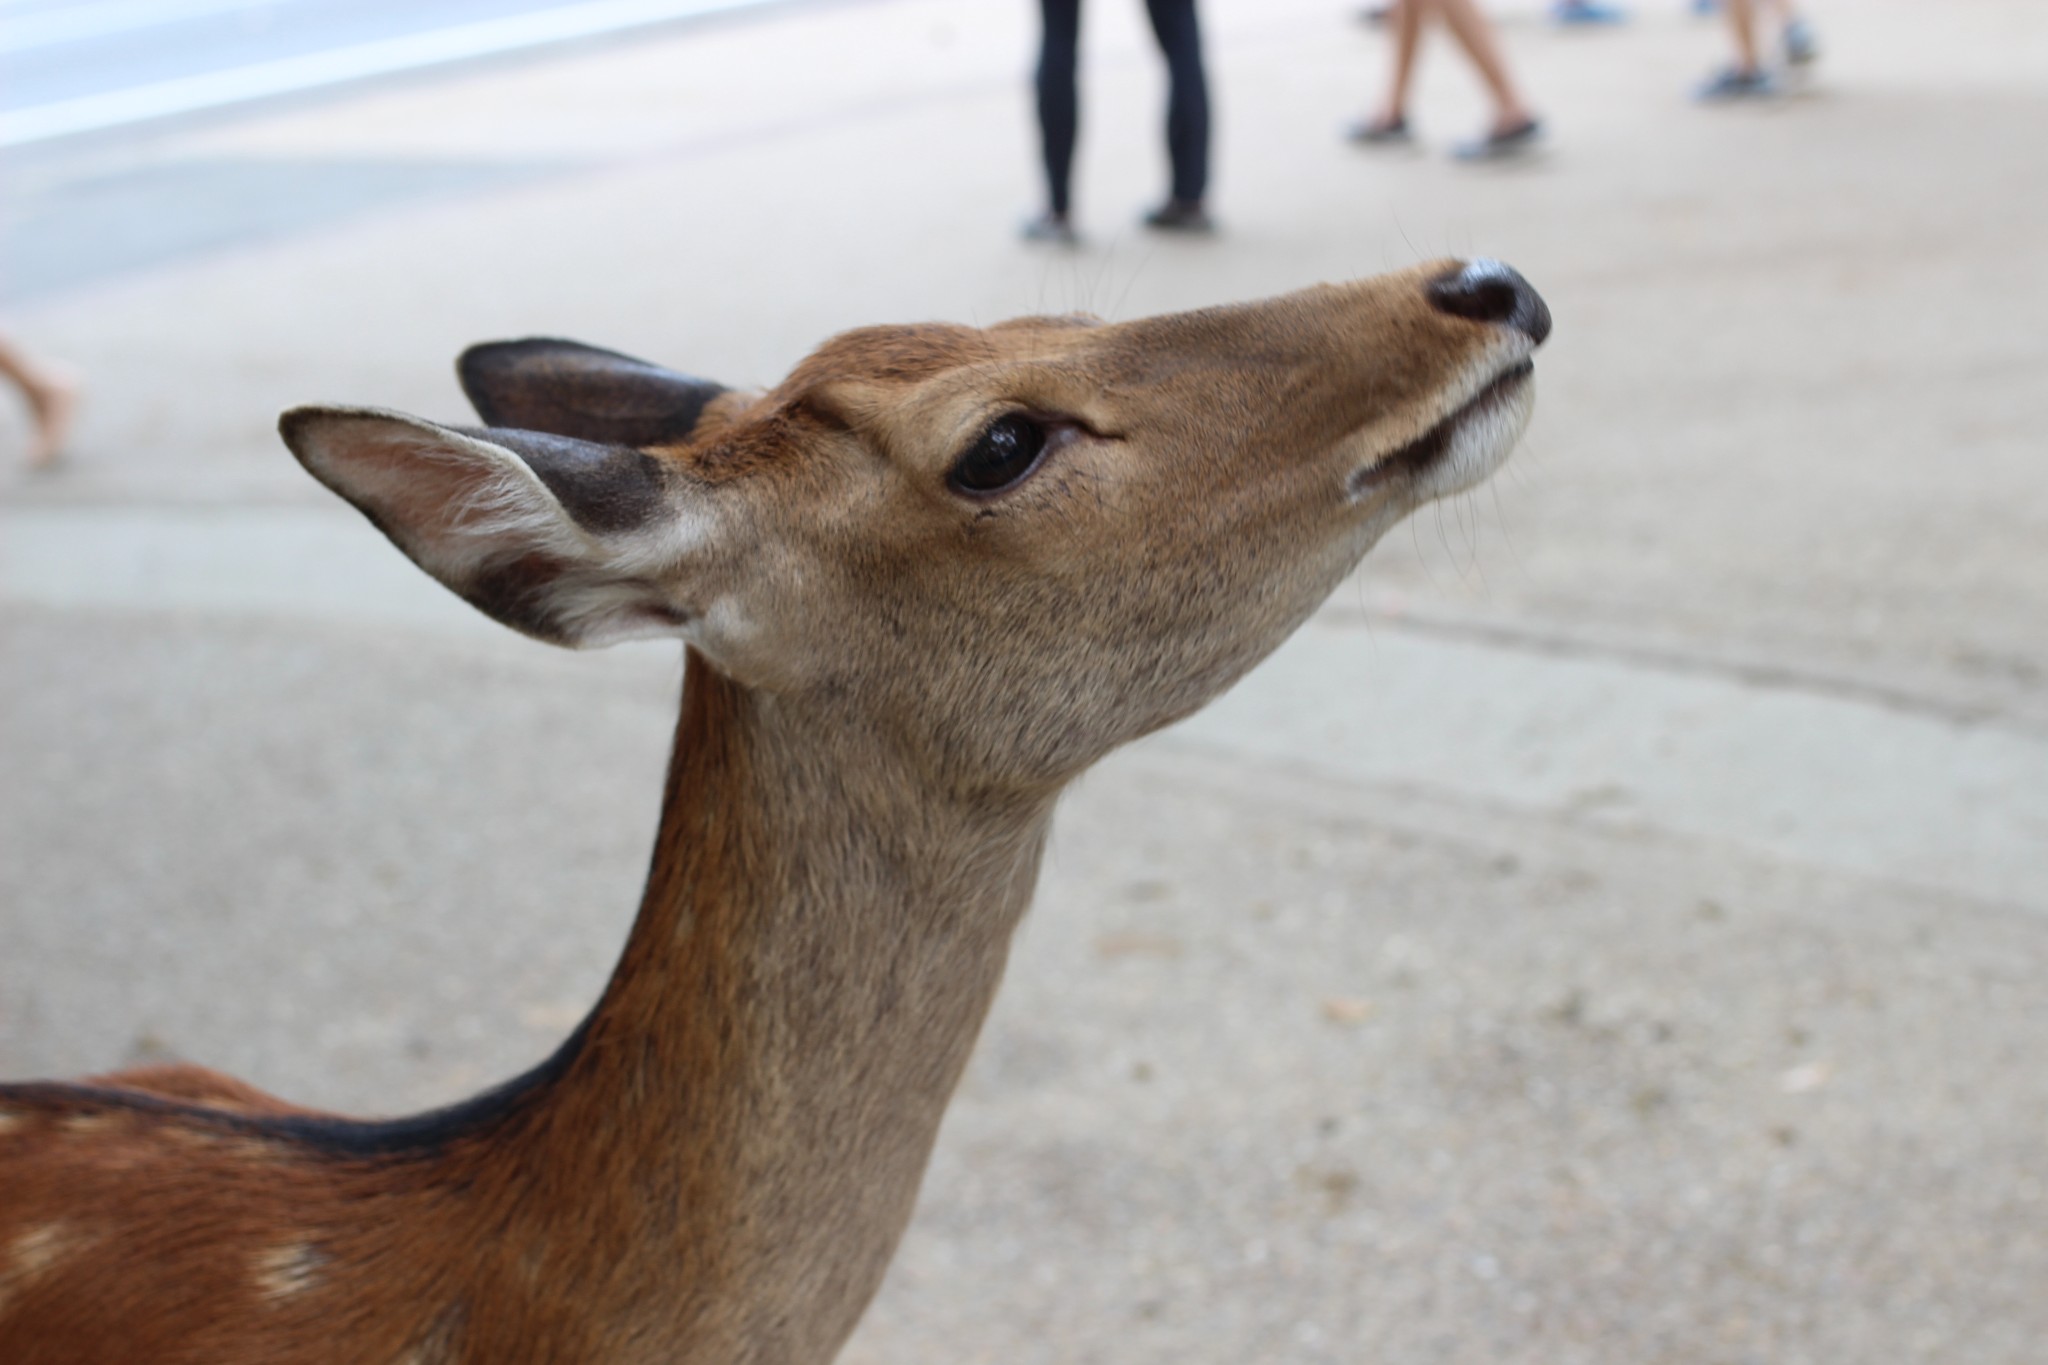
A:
[1348,358,1534,500]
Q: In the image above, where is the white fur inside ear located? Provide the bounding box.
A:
[549,581,689,647]
[291,409,712,648]
[319,422,593,580]
[605,510,714,578]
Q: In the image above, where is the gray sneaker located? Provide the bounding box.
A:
[1346,115,1414,146]
[1021,212,1079,246]
[1141,199,1216,234]
[1451,118,1542,162]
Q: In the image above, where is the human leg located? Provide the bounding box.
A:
[0,332,78,469]
[1433,0,1538,133]
[1723,0,1761,73]
[1143,0,1211,211]
[1695,0,1783,98]
[1347,0,1427,138]
[1034,0,1082,220]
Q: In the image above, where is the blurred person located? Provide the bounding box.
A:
[1697,0,1817,98]
[1024,0,1214,243]
[0,332,79,470]
[1349,0,1542,161]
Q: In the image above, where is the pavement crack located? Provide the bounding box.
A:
[1318,603,2040,736]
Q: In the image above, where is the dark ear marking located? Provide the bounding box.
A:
[277,406,695,650]
[465,550,584,641]
[463,426,668,535]
[458,338,728,448]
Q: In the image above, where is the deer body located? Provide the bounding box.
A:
[0,261,1548,1364]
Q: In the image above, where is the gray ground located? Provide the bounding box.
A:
[3,1,2045,1360]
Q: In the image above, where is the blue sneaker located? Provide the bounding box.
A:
[1695,65,1778,101]
[1554,1,1626,24]
[1783,17,1819,65]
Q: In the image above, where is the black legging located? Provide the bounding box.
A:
[1035,0,1211,216]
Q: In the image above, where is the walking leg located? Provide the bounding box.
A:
[0,333,78,469]
[1433,0,1536,132]
[1373,0,1426,128]
[1724,0,1761,73]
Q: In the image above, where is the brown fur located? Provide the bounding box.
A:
[0,263,1544,1363]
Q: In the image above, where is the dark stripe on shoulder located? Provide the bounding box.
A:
[263,1013,594,1159]
[0,1015,593,1162]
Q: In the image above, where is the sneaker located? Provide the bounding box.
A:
[1345,114,1414,146]
[1451,118,1541,162]
[1782,17,1818,65]
[1021,212,1079,246]
[1695,65,1778,100]
[1142,199,1216,234]
[1553,1,1626,24]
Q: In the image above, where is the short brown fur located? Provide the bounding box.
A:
[0,264,1544,1363]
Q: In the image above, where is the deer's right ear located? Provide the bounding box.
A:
[280,405,708,648]
[458,338,729,448]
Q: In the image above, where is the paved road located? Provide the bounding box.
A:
[2,0,2044,1360]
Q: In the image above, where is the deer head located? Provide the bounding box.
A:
[281,259,1546,791]
[0,262,1551,1365]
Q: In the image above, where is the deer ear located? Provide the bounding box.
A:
[457,338,729,447]
[280,405,703,648]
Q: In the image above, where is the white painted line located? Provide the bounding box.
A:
[0,0,772,147]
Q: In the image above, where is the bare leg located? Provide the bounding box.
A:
[1373,0,1427,127]
[1724,0,1761,73]
[0,334,79,469]
[1432,0,1537,131]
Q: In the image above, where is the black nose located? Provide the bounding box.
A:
[1426,259,1551,345]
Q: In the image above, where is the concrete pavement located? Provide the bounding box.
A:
[3,1,2045,1360]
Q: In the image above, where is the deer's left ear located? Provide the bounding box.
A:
[458,338,730,448]
[281,405,711,648]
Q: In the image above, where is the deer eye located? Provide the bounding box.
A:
[949,414,1048,495]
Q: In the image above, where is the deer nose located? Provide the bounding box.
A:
[1426,259,1551,345]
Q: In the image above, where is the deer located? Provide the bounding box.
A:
[0,259,1548,1364]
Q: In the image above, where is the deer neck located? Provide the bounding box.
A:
[508,650,1055,1363]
